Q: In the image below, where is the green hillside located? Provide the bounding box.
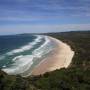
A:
[0,31,90,90]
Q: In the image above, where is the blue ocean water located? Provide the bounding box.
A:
[0,34,55,76]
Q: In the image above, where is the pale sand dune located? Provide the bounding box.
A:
[31,36,75,75]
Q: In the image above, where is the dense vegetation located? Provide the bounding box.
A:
[0,31,90,90]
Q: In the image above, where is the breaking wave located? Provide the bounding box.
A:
[3,55,33,74]
[7,35,42,55]
[2,35,55,75]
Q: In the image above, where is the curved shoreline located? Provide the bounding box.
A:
[2,36,74,77]
[31,36,75,76]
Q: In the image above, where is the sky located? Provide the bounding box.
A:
[0,0,90,35]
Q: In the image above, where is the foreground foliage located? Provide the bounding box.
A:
[0,31,90,90]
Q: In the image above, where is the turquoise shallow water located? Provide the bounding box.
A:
[0,34,56,75]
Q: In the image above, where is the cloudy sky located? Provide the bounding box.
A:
[0,0,90,35]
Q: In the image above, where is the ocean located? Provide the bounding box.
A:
[0,34,56,76]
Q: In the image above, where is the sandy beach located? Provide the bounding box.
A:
[31,36,74,75]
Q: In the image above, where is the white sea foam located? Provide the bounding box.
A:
[2,55,34,74]
[2,65,6,68]
[12,55,23,61]
[2,35,54,75]
[32,36,51,57]
[7,35,42,55]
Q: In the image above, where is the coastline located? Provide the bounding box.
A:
[0,31,89,90]
[31,36,75,76]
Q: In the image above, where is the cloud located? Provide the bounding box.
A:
[0,0,90,17]
[0,24,90,35]
[0,0,90,35]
